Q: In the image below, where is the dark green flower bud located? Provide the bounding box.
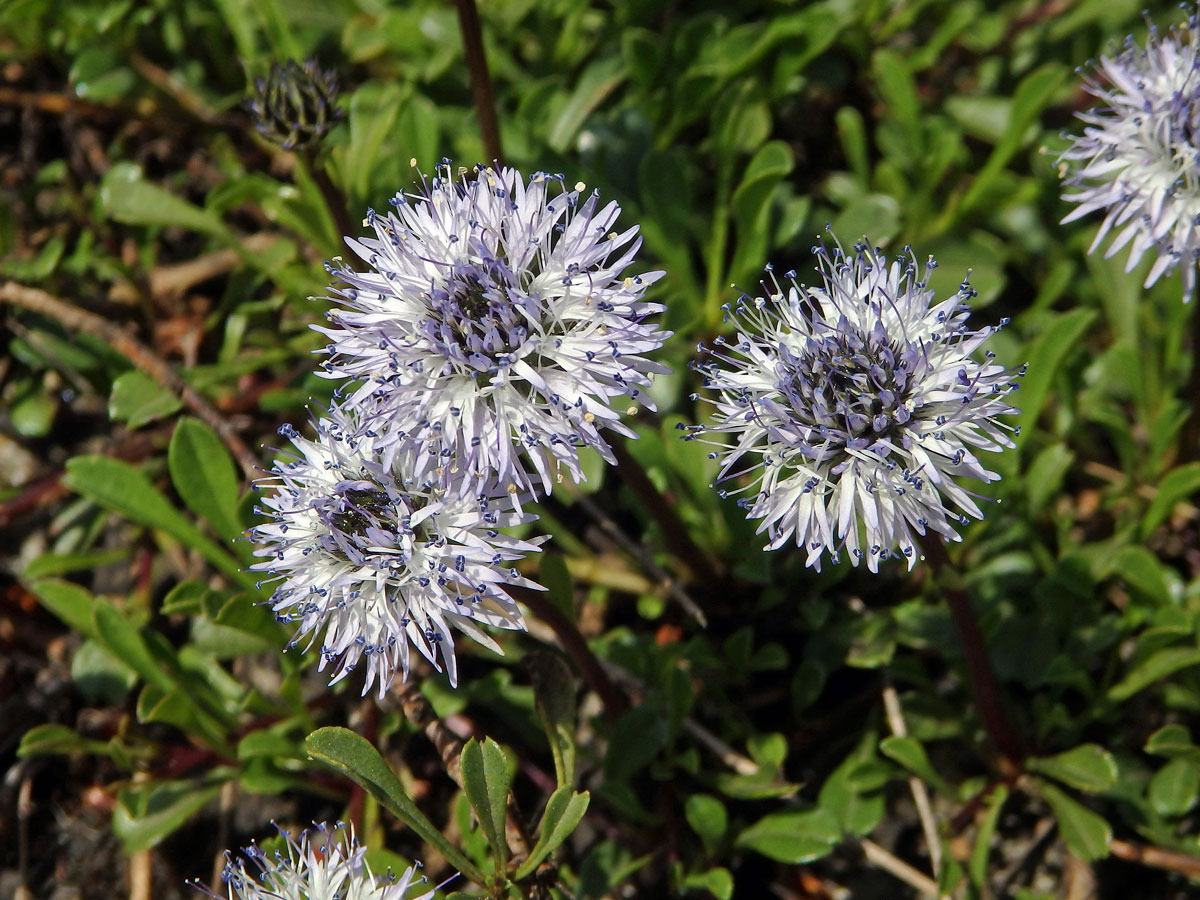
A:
[247,59,342,150]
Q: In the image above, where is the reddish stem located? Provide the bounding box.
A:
[920,536,1025,770]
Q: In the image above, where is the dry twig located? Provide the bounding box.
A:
[883,683,943,878]
[0,282,259,481]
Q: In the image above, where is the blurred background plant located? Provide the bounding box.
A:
[2,0,1200,898]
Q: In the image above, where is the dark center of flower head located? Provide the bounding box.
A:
[329,487,393,537]
[782,316,919,452]
[421,259,540,370]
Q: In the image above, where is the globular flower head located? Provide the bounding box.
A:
[1058,7,1200,300]
[247,59,343,151]
[203,821,436,900]
[315,162,671,497]
[250,402,543,695]
[687,237,1021,573]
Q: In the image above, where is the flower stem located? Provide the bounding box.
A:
[611,436,726,590]
[301,146,356,251]
[453,0,504,164]
[515,586,627,721]
[918,535,1024,770]
[1178,303,1200,459]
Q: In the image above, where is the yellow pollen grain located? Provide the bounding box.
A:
[623,277,633,288]
[507,483,519,494]
[410,157,418,167]
[574,181,586,192]
[584,412,596,423]
[626,405,638,415]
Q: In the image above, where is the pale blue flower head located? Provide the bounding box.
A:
[249,400,543,694]
[202,821,436,900]
[1059,6,1200,300]
[687,237,1021,572]
[315,162,671,497]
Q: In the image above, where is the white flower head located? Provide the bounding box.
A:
[315,162,671,497]
[1059,6,1200,300]
[202,821,437,900]
[687,237,1022,573]
[250,402,543,695]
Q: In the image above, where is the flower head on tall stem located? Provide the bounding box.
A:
[315,162,671,498]
[199,821,436,900]
[1058,6,1200,300]
[687,236,1021,572]
[249,401,543,695]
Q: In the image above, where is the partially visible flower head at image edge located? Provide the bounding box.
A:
[686,235,1023,573]
[1058,5,1200,301]
[249,400,544,696]
[315,161,672,499]
[195,821,438,900]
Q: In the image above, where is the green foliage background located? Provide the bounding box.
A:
[2,0,1199,897]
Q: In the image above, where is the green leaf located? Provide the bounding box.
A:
[1141,463,1200,538]
[460,737,513,874]
[23,548,130,580]
[527,650,577,788]
[1027,744,1118,794]
[684,794,728,852]
[113,780,223,853]
[304,727,484,883]
[879,735,954,795]
[960,63,1067,213]
[93,599,175,693]
[1148,757,1200,817]
[547,55,625,152]
[30,578,96,636]
[1145,724,1200,760]
[18,723,111,758]
[1108,647,1200,701]
[168,418,243,541]
[1015,308,1097,447]
[735,807,841,863]
[63,455,252,588]
[1038,781,1111,862]
[108,371,182,428]
[101,167,234,242]
[970,785,1008,888]
[72,638,138,704]
[513,787,590,880]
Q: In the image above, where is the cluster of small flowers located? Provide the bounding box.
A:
[686,236,1022,571]
[250,162,669,696]
[201,822,437,900]
[1057,5,1200,301]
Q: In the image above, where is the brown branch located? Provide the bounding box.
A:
[453,0,504,163]
[1110,838,1200,880]
[0,282,259,482]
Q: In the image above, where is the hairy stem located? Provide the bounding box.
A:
[919,535,1024,770]
[454,0,504,164]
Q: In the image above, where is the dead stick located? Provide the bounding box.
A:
[0,282,259,482]
[1110,838,1200,880]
